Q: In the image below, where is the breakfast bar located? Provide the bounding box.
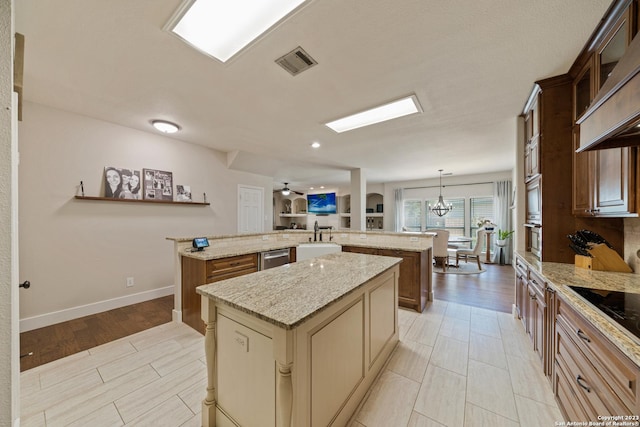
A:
[196,251,401,427]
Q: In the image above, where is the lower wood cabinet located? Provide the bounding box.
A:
[554,295,640,418]
[182,253,258,334]
[341,246,431,312]
[515,255,554,378]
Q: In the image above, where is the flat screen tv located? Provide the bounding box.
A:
[307,192,337,214]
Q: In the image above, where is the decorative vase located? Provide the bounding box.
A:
[496,239,507,247]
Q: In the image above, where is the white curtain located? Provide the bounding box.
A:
[492,181,513,264]
[394,188,404,232]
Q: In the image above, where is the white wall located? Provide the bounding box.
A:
[18,102,272,327]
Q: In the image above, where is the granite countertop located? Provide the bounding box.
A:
[181,238,430,261]
[182,241,299,260]
[516,251,640,366]
[196,252,402,330]
[339,240,431,252]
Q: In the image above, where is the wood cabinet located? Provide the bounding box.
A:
[181,253,258,334]
[521,78,576,263]
[341,245,431,312]
[524,95,541,182]
[514,255,555,379]
[554,294,640,419]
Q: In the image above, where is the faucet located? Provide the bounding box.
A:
[314,220,319,242]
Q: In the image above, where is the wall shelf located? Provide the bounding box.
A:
[74,196,210,206]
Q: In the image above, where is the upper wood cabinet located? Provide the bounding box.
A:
[572,3,639,218]
[523,92,541,182]
[595,9,631,90]
[593,147,638,216]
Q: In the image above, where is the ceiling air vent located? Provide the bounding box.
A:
[275,46,317,76]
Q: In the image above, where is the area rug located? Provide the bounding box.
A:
[434,262,486,275]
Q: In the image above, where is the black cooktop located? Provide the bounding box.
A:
[568,286,640,343]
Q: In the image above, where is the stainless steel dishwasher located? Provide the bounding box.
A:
[260,248,291,270]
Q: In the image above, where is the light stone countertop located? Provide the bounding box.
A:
[181,237,431,261]
[196,252,402,330]
[516,251,640,366]
[182,241,298,260]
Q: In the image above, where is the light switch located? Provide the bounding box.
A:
[234,331,249,352]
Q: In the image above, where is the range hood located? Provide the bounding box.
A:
[577,33,640,152]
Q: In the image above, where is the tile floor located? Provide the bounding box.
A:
[20,300,562,426]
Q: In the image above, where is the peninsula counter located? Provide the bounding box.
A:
[196,251,401,427]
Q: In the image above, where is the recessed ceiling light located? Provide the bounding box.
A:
[168,0,308,63]
[309,187,314,190]
[151,120,180,134]
[320,186,325,189]
[325,94,422,133]
[311,142,321,148]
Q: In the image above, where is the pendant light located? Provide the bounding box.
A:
[429,169,453,217]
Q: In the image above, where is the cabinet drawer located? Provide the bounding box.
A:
[515,256,527,272]
[557,297,639,412]
[555,358,590,422]
[528,270,545,295]
[556,319,627,417]
[206,254,258,278]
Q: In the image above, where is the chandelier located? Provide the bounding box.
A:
[429,169,453,217]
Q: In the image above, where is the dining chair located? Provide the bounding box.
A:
[430,229,450,271]
[455,229,485,270]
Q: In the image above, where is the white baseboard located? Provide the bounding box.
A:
[20,286,175,332]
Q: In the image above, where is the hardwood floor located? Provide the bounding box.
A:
[20,295,173,372]
[432,262,515,313]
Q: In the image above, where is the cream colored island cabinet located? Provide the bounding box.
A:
[196,251,401,427]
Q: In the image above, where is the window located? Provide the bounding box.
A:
[470,197,495,244]
[425,198,465,236]
[402,199,422,231]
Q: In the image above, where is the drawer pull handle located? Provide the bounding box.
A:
[576,375,591,393]
[576,329,591,343]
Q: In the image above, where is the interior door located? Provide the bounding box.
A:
[238,185,264,234]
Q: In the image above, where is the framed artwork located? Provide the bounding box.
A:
[143,168,173,201]
[176,185,192,202]
[103,167,142,200]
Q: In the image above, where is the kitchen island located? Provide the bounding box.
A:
[196,251,401,427]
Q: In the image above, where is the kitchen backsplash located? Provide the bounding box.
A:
[624,217,640,274]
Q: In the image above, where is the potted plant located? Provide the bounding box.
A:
[496,229,514,246]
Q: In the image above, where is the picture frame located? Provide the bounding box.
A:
[142,168,173,201]
[103,167,142,200]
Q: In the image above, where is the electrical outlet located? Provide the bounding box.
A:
[282,234,289,239]
[126,277,134,287]
[359,234,367,239]
[410,236,419,242]
[341,234,347,239]
[262,235,269,241]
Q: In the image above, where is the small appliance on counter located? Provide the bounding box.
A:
[567,230,632,273]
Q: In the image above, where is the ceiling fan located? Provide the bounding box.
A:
[274,182,304,196]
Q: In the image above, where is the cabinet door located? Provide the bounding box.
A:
[572,126,594,216]
[514,261,527,322]
[593,147,635,216]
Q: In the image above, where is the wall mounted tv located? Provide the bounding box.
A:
[307,192,337,214]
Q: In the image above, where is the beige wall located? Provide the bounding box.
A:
[18,102,272,326]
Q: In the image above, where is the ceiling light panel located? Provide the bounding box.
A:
[325,95,423,133]
[168,0,308,63]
